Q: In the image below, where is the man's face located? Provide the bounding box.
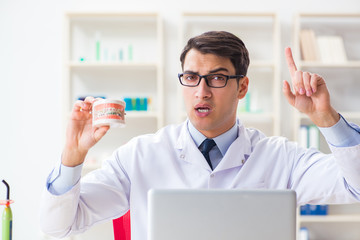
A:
[182,49,248,138]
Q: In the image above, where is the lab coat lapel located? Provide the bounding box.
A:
[214,122,252,172]
[175,120,212,171]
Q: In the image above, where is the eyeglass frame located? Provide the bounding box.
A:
[178,73,245,88]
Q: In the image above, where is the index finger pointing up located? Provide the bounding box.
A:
[285,47,297,78]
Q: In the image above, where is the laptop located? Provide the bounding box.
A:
[148,189,296,240]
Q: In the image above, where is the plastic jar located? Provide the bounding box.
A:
[92,99,126,128]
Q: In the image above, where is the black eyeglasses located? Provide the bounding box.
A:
[178,73,244,88]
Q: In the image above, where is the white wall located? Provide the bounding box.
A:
[0,0,359,239]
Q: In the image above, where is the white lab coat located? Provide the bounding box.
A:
[40,119,360,240]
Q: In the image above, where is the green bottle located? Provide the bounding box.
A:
[128,44,133,61]
[2,180,12,240]
[2,204,12,240]
[95,31,101,62]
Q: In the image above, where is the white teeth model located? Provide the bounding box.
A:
[198,109,209,113]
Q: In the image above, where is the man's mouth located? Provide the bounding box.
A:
[196,107,210,113]
[194,104,212,116]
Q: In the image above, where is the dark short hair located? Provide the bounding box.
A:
[180,31,250,76]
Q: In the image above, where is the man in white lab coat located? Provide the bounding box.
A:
[40,31,360,240]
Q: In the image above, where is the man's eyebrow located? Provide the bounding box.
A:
[183,68,229,75]
[209,68,229,74]
[183,70,198,74]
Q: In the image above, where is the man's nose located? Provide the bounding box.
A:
[195,77,212,99]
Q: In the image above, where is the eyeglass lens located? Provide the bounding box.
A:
[180,73,228,87]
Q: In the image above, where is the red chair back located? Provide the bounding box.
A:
[113,211,131,240]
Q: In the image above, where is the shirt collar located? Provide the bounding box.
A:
[187,121,238,156]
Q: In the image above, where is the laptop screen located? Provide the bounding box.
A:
[148,189,296,240]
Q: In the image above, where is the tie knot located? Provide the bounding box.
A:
[201,138,216,154]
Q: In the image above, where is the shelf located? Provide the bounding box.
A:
[249,60,276,68]
[299,61,360,68]
[297,13,360,18]
[179,112,275,123]
[66,110,159,120]
[68,61,159,69]
[237,112,274,122]
[66,12,159,18]
[182,12,277,17]
[125,111,158,118]
[297,112,360,120]
[299,215,360,223]
[65,111,159,124]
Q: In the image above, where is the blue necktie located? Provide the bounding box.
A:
[200,138,216,170]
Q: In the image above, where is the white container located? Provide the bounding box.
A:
[92,99,126,128]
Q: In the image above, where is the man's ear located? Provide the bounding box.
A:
[237,76,249,100]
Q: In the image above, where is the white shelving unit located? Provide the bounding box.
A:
[293,13,360,240]
[297,203,360,240]
[63,12,164,171]
[178,12,281,136]
[293,13,360,147]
